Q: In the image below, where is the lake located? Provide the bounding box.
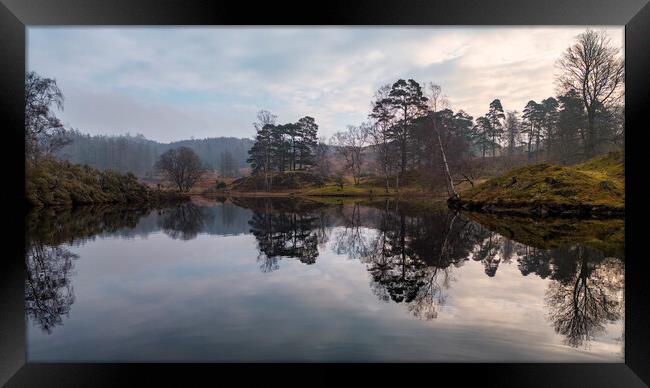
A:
[25,198,625,362]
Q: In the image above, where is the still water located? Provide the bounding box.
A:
[25,198,625,362]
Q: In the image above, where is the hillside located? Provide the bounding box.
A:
[450,152,624,218]
[57,130,254,177]
[26,159,188,208]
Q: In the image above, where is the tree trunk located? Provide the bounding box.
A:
[586,108,596,158]
[401,142,407,175]
[431,116,459,200]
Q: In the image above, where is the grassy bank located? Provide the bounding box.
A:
[216,170,455,199]
[450,152,624,218]
[26,159,189,208]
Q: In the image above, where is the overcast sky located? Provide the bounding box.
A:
[28,27,623,143]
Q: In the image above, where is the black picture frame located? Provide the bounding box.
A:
[1,0,648,386]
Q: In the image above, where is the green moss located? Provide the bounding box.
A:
[462,152,624,210]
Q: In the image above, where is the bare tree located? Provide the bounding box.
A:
[314,136,331,177]
[426,83,459,200]
[155,146,206,192]
[25,71,71,161]
[556,29,624,157]
[366,122,397,193]
[426,82,448,113]
[330,124,368,185]
[252,109,277,134]
[368,84,397,193]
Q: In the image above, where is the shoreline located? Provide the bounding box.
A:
[447,197,624,219]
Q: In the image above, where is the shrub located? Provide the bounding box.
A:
[26,159,188,208]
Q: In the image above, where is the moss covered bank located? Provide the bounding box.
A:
[448,152,624,218]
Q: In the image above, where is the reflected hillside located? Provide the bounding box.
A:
[25,201,253,334]
[26,202,254,246]
[463,212,624,258]
[26,205,156,247]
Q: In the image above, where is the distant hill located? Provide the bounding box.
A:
[56,130,255,177]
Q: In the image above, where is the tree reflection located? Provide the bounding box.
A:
[243,198,324,272]
[25,204,158,334]
[25,243,78,334]
[544,248,624,348]
[26,205,158,246]
[158,202,215,240]
[332,204,372,261]
[344,202,476,319]
[25,198,624,347]
[259,199,625,343]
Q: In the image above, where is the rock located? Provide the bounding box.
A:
[599,180,615,191]
[504,176,517,188]
[545,177,559,185]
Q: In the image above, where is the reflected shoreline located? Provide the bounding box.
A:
[26,198,624,350]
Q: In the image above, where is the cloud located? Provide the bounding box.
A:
[28,26,623,142]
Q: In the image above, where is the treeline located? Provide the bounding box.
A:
[24,71,254,179]
[56,130,254,177]
[324,29,624,193]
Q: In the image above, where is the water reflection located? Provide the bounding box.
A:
[158,203,215,240]
[238,198,325,272]
[545,251,624,348]
[25,243,77,334]
[235,198,624,347]
[25,198,624,353]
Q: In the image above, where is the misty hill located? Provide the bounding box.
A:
[57,130,254,177]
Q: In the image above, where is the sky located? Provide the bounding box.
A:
[28,27,623,143]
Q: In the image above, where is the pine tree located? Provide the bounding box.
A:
[247,123,274,173]
[296,116,318,169]
[473,116,494,158]
[486,99,505,156]
[372,79,428,175]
